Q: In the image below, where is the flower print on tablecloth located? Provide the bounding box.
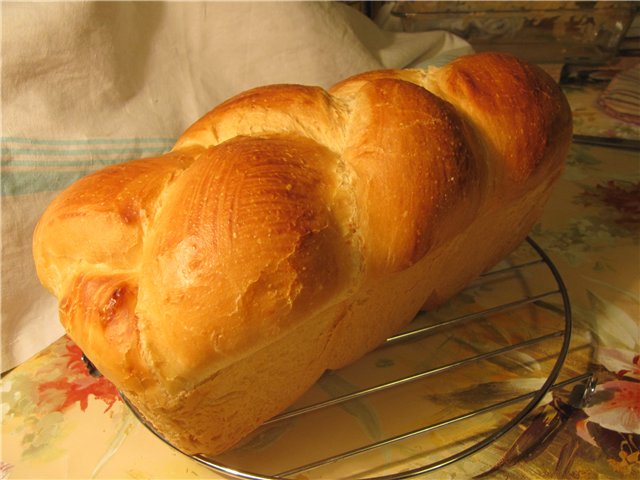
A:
[37,341,119,413]
[576,378,640,474]
[577,180,640,235]
[534,145,639,271]
[0,461,13,479]
[480,287,640,477]
[577,288,638,473]
[576,292,640,474]
[572,293,639,474]
[1,336,120,459]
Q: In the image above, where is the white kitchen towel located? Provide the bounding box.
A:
[1,1,472,372]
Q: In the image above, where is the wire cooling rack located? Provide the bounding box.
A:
[122,237,594,479]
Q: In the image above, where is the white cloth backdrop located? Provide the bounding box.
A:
[1,1,472,371]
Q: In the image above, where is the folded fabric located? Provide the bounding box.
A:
[1,1,472,372]
[598,63,640,125]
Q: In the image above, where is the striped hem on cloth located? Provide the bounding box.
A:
[1,137,176,195]
[598,63,640,126]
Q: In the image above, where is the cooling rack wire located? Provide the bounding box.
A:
[122,237,595,480]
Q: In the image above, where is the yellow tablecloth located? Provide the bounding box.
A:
[2,80,639,479]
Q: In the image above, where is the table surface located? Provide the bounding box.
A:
[2,73,639,479]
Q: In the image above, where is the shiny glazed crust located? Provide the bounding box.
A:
[32,53,572,455]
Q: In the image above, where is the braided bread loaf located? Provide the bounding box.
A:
[33,52,572,455]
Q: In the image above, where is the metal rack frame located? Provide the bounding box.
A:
[122,237,592,479]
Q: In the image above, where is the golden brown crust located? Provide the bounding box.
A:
[32,52,572,455]
[136,135,355,386]
[426,53,572,190]
[173,84,347,152]
[333,76,483,272]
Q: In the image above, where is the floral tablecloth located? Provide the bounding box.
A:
[2,78,639,480]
